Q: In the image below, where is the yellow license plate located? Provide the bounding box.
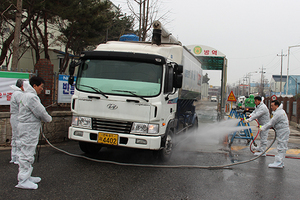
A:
[98,132,118,145]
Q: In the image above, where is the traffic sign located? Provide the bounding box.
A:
[227,91,237,102]
[271,95,277,101]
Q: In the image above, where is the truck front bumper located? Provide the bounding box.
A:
[68,126,162,150]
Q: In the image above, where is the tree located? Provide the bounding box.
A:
[0,0,52,67]
[0,0,135,71]
[0,1,33,67]
[105,10,135,42]
[58,1,135,73]
[57,0,115,73]
[126,0,169,41]
[202,73,210,84]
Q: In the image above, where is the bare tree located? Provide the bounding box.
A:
[127,0,169,41]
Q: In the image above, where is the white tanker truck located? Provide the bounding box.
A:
[68,21,203,161]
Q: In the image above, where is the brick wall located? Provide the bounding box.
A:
[34,59,54,107]
[0,59,72,145]
[265,96,299,124]
[0,111,72,146]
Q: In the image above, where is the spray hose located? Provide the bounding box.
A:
[39,124,278,170]
[249,119,260,153]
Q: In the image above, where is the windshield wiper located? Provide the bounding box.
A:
[78,84,108,98]
[112,90,149,102]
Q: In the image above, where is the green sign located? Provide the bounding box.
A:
[0,71,30,79]
[196,56,224,70]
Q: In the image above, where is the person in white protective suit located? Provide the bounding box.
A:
[15,77,52,190]
[244,96,270,156]
[260,100,290,168]
[9,79,24,164]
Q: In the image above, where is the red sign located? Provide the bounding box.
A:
[271,95,277,101]
[227,91,237,102]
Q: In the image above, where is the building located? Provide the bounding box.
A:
[284,75,300,96]
[208,85,221,96]
[270,75,287,95]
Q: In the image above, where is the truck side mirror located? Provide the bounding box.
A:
[173,74,183,88]
[69,61,76,76]
[174,64,183,74]
[68,76,75,85]
[173,64,183,88]
[68,60,81,85]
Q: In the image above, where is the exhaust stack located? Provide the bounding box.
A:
[152,20,181,45]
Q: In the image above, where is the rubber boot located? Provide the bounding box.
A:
[29,176,41,183]
[9,156,17,164]
[268,162,284,168]
[15,179,38,190]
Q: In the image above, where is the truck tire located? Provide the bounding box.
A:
[79,141,102,154]
[153,129,174,161]
[192,117,198,130]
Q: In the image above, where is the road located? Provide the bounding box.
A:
[1,101,300,199]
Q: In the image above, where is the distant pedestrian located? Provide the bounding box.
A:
[9,79,24,164]
[244,96,270,156]
[259,100,290,168]
[16,77,52,189]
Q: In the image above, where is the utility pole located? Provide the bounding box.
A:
[246,73,251,96]
[238,79,240,96]
[11,0,23,71]
[244,74,249,96]
[277,49,287,96]
[259,66,266,96]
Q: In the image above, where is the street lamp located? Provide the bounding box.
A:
[286,45,300,95]
[277,49,287,96]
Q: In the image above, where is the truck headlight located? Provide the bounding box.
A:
[131,123,159,134]
[72,116,92,129]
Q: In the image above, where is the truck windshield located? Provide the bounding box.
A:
[76,59,163,97]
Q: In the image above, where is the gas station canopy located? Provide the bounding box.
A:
[185,45,227,120]
[185,45,226,70]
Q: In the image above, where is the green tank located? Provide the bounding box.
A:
[244,94,255,112]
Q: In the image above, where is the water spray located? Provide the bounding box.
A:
[39,122,277,170]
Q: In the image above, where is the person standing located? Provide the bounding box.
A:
[259,100,290,168]
[16,77,52,189]
[244,96,270,156]
[9,79,24,164]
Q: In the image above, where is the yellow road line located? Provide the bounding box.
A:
[231,146,248,151]
[231,146,300,155]
[286,149,300,155]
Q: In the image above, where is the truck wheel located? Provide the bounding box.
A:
[79,141,102,154]
[154,129,174,161]
[192,117,199,130]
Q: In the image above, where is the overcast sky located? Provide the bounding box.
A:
[111,0,300,86]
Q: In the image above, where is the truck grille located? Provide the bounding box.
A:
[92,118,133,134]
